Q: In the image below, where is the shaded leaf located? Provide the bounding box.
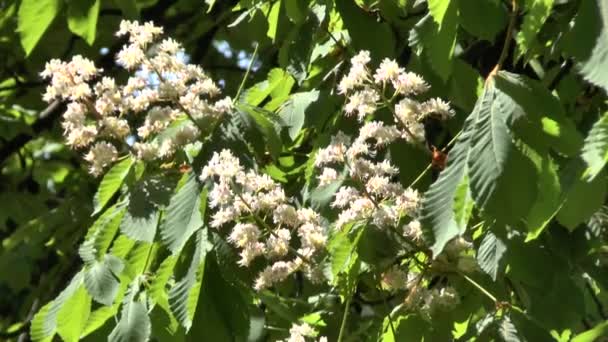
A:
[278,90,319,140]
[109,280,151,342]
[582,112,608,180]
[83,254,124,306]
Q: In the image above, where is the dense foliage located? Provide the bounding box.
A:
[1,0,608,341]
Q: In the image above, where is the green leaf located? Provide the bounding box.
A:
[572,321,608,342]
[109,280,151,342]
[160,174,204,255]
[467,75,538,223]
[278,90,319,140]
[421,115,474,256]
[238,105,283,160]
[84,254,124,306]
[31,273,84,341]
[515,0,554,59]
[335,0,395,60]
[245,68,294,107]
[498,315,520,342]
[56,286,91,342]
[453,175,475,230]
[562,0,608,92]
[410,6,458,82]
[557,166,607,231]
[150,256,178,311]
[169,230,210,331]
[17,0,62,55]
[427,0,452,26]
[458,0,507,41]
[115,0,138,19]
[67,0,100,45]
[80,204,125,263]
[93,156,134,215]
[187,255,250,341]
[582,112,608,180]
[524,154,560,241]
[120,177,172,242]
[477,230,507,280]
[266,0,281,42]
[328,223,364,296]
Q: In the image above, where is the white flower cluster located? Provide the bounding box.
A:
[41,20,233,176]
[315,124,421,230]
[280,323,327,342]
[201,149,327,291]
[420,286,461,318]
[338,51,454,142]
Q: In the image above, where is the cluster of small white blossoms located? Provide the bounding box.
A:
[315,127,422,232]
[40,20,232,176]
[279,323,327,342]
[338,50,453,143]
[200,150,327,291]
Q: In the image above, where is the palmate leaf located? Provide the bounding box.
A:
[31,272,85,342]
[581,112,608,180]
[169,230,211,331]
[160,173,205,255]
[422,72,539,255]
[93,156,134,215]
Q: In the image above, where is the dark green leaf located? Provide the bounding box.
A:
[477,231,507,280]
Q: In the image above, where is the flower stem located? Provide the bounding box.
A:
[337,296,352,342]
[233,43,259,104]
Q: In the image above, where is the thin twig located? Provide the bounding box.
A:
[489,0,518,77]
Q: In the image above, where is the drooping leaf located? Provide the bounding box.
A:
[17,0,62,55]
[477,230,507,280]
[169,230,211,331]
[109,280,151,342]
[266,0,281,42]
[278,90,319,140]
[93,156,135,215]
[67,0,100,45]
[581,112,608,180]
[160,174,205,255]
